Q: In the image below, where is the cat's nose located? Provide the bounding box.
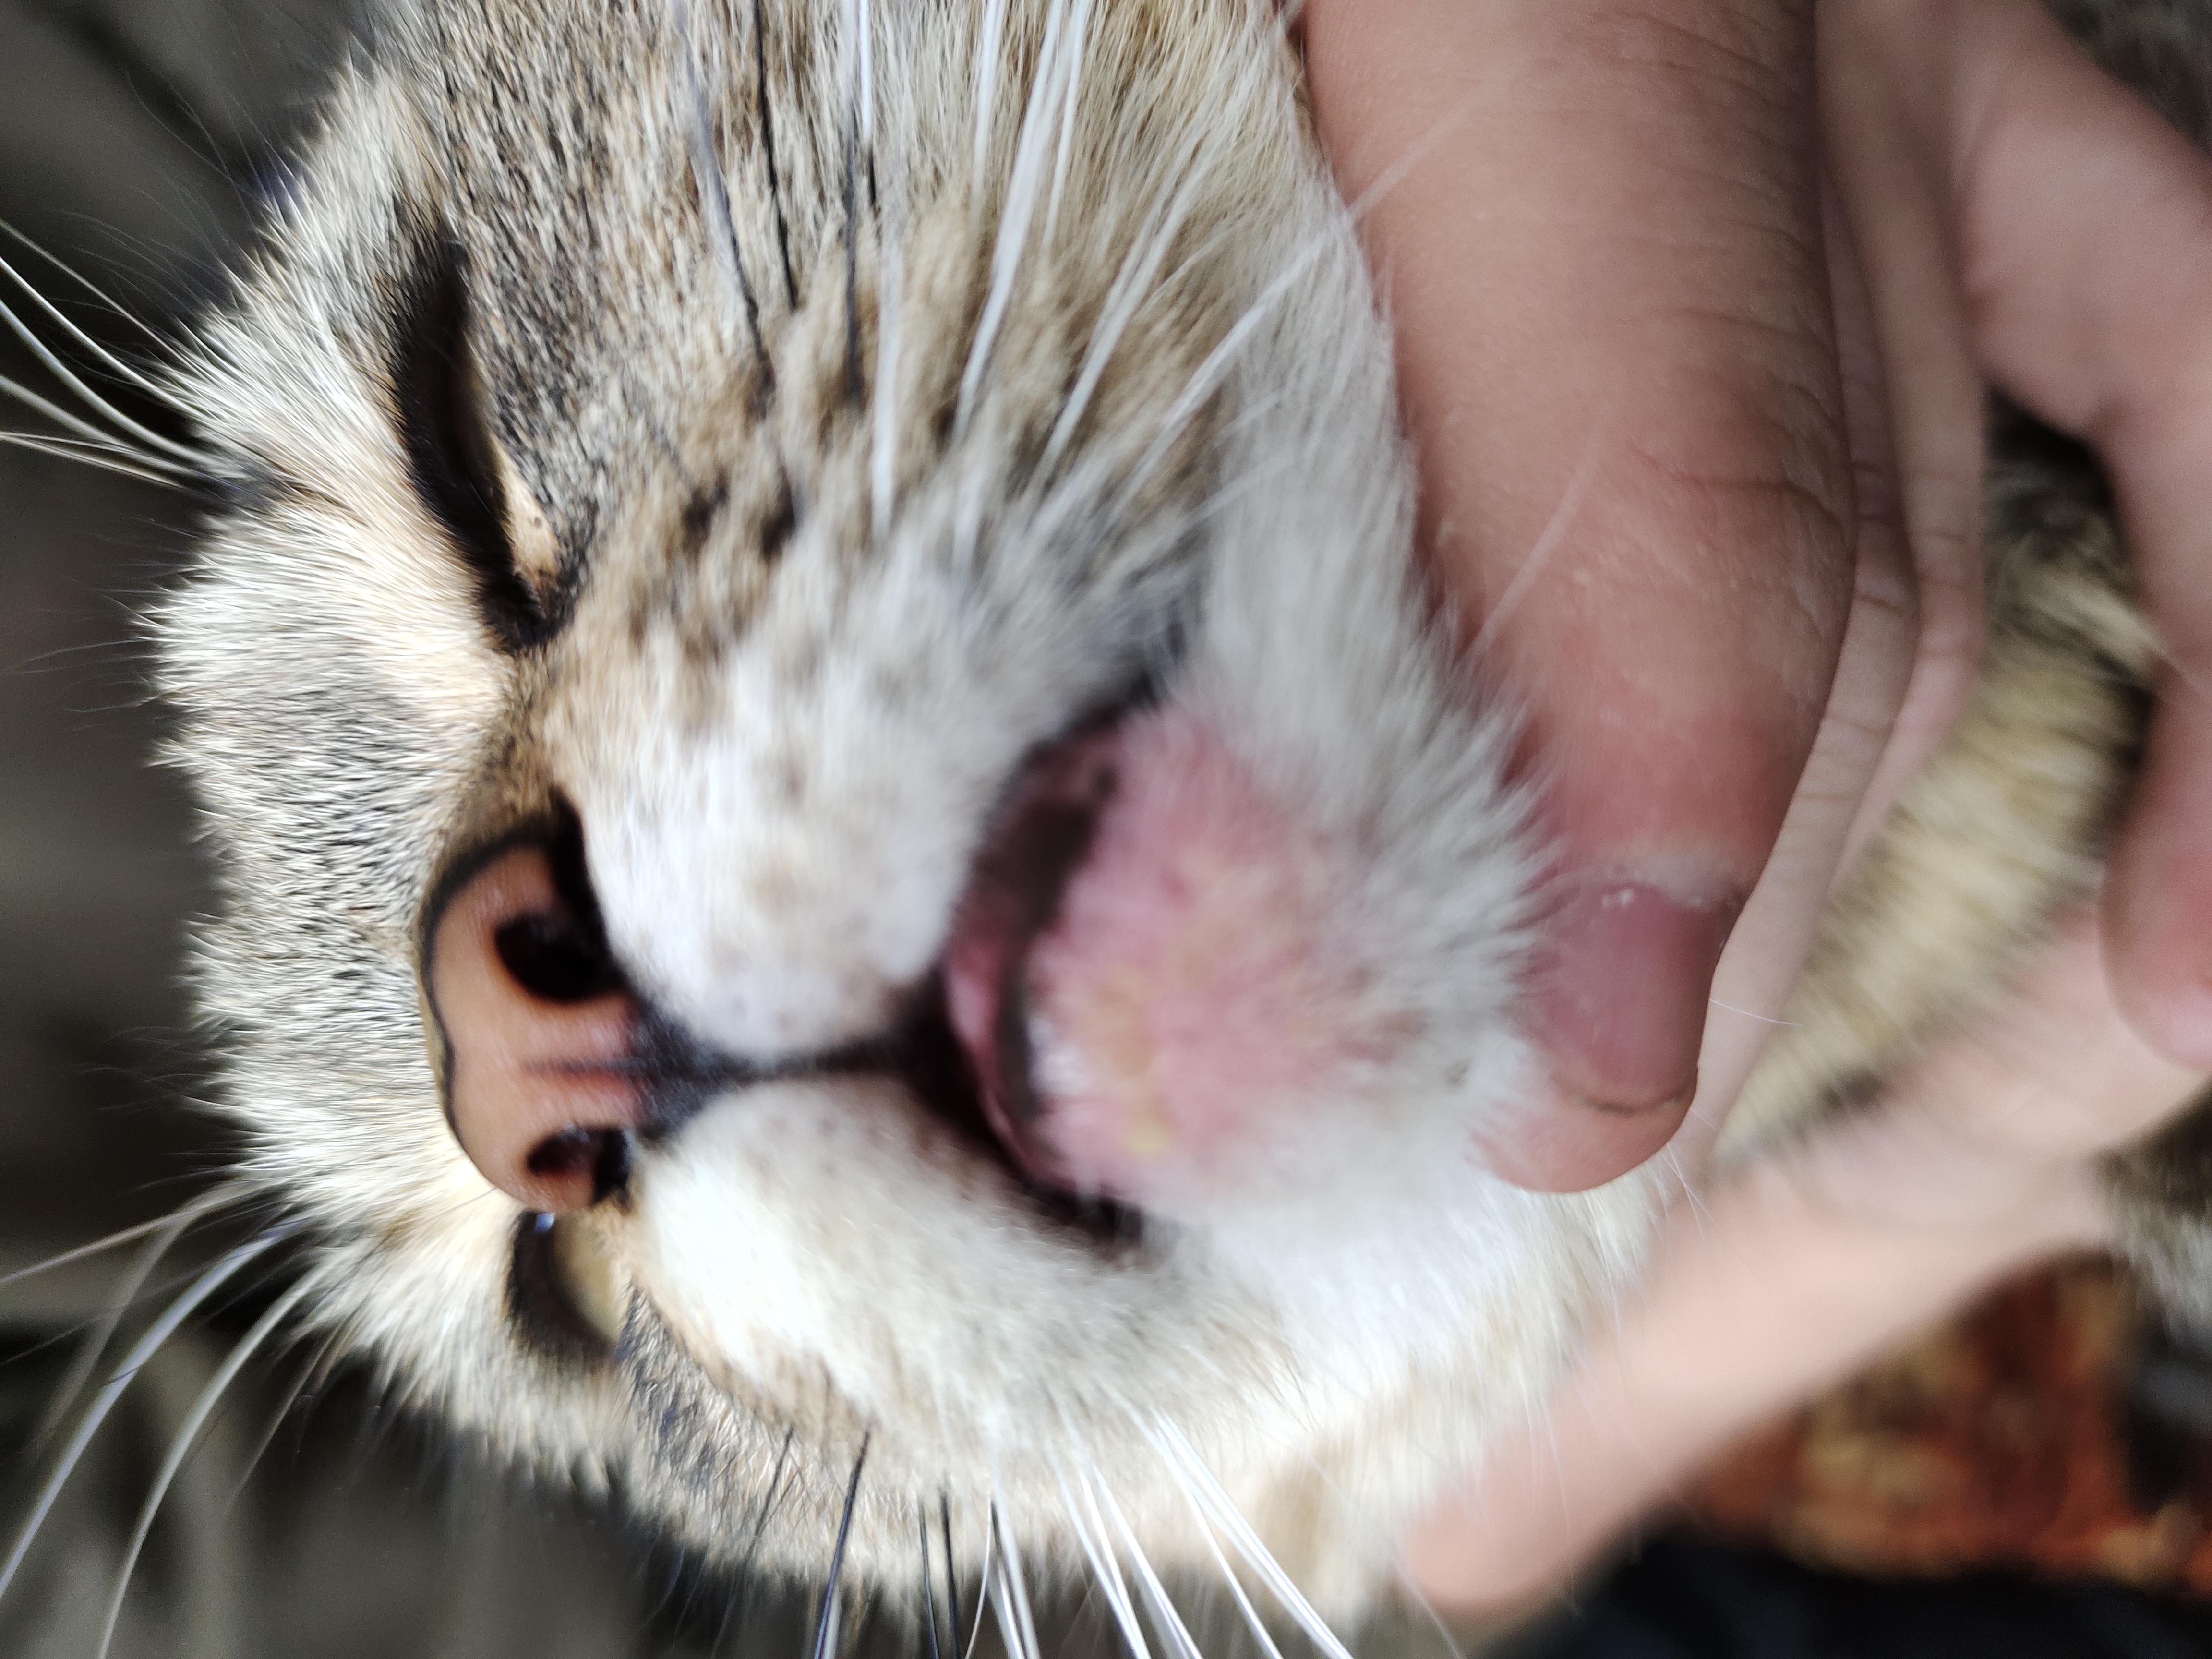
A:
[424,838,643,1213]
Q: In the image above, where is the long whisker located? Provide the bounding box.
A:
[0,220,171,349]
[95,1279,313,1659]
[1087,1473,1202,1659]
[985,1502,1044,1659]
[0,375,194,473]
[970,0,1010,197]
[1400,1580,1475,1659]
[1042,0,1096,240]
[0,431,187,487]
[0,1224,299,1608]
[812,1437,870,1659]
[870,228,902,542]
[919,1506,945,1659]
[0,297,206,467]
[227,1323,343,1507]
[1039,118,1214,471]
[1150,1448,1285,1659]
[1468,420,1608,659]
[1127,62,1527,505]
[938,1493,962,1659]
[0,1205,221,1295]
[851,0,875,151]
[955,0,1073,428]
[1057,1464,1151,1659]
[33,1190,231,1445]
[0,250,191,413]
[960,1498,996,1659]
[1147,1419,1354,1659]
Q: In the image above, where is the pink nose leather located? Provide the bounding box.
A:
[425,842,642,1212]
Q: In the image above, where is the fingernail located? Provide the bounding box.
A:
[1535,877,1740,1111]
[1479,878,1739,1192]
[1477,1077,1700,1193]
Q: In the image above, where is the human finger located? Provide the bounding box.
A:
[1302,0,1860,1188]
[1402,910,2199,1615]
[1865,0,2212,1067]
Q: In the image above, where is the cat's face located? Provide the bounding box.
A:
[160,0,1663,1615]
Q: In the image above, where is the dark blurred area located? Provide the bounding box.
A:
[7,3,2212,1656]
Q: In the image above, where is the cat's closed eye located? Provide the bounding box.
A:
[390,233,565,645]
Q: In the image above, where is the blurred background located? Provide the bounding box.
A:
[6,2,2212,1655]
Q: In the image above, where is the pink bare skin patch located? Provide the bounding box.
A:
[945,706,1378,1208]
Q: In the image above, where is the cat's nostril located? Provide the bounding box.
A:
[495,911,624,1003]
[525,1126,633,1205]
[425,836,646,1214]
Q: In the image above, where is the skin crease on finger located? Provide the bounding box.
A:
[1301,0,1861,1191]
[1344,0,2212,1614]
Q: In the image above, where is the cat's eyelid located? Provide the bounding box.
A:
[388,234,561,649]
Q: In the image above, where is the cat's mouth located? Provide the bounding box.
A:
[940,697,1370,1215]
[941,722,1124,1196]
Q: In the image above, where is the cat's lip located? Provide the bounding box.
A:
[941,722,1124,1193]
[943,697,1376,1215]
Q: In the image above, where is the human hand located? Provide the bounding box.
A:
[1405,910,2206,1613]
[1301,0,2212,1614]
[1301,0,2212,1193]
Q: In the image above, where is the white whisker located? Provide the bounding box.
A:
[1056,1462,1152,1659]
[960,1499,997,1659]
[1152,1452,1286,1659]
[0,250,191,413]
[1086,1470,1203,1659]
[1468,420,1608,659]
[1129,55,1532,505]
[95,1280,312,1659]
[853,0,875,151]
[1043,0,1096,239]
[971,0,1010,198]
[0,1202,225,1295]
[956,0,1072,428]
[0,376,193,474]
[0,302,206,467]
[226,1323,341,1508]
[0,1225,298,1609]
[1708,998,1799,1029]
[33,1190,231,1446]
[1149,1419,1355,1659]
[0,430,185,487]
[1040,120,1214,472]
[1400,1585,1474,1659]
[987,1499,1045,1659]
[1658,1146,1715,1238]
[1122,252,1311,500]
[0,220,170,349]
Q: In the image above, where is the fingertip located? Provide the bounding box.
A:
[2105,694,2212,1071]
[1481,874,1740,1191]
[1478,1081,1698,1194]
